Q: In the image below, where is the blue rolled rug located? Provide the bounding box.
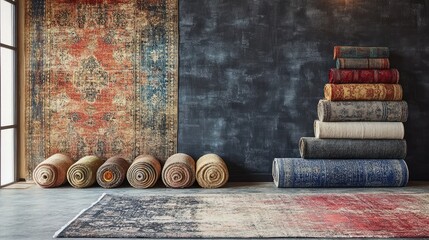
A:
[272,158,408,188]
[299,137,407,159]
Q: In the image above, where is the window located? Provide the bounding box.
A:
[1,0,18,186]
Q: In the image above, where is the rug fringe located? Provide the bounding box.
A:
[53,193,107,238]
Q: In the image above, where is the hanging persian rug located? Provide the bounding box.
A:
[25,0,178,179]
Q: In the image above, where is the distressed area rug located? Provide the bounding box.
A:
[25,0,178,179]
[54,193,429,238]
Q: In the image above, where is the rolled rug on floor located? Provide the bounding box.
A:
[272,158,409,188]
[314,120,404,139]
[318,100,408,122]
[96,156,130,188]
[33,153,74,188]
[328,69,399,84]
[162,153,195,188]
[336,58,390,69]
[324,83,403,101]
[127,154,161,189]
[67,155,104,188]
[299,137,407,159]
[333,46,389,59]
[196,153,229,188]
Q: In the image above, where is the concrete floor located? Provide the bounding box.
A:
[1,181,429,240]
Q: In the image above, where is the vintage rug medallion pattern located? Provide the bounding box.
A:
[54,193,429,238]
[25,0,178,179]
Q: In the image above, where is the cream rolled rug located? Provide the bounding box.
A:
[33,153,74,188]
[314,120,404,139]
[96,156,130,188]
[196,154,229,188]
[127,154,161,189]
[67,155,104,188]
[162,153,195,188]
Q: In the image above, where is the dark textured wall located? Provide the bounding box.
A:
[179,0,429,181]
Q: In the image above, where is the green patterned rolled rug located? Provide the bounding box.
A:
[33,153,74,188]
[162,153,195,188]
[67,155,104,188]
[127,154,161,189]
[196,153,229,188]
[333,46,389,59]
[96,156,130,188]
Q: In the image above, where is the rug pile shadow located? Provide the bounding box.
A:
[54,192,429,238]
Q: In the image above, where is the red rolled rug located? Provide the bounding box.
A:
[127,154,161,189]
[324,84,403,101]
[96,156,130,188]
[162,153,195,188]
[33,153,74,188]
[67,155,104,188]
[329,69,399,84]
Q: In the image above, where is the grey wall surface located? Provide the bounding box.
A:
[179,0,429,181]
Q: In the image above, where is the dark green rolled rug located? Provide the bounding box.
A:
[67,156,104,188]
[333,46,389,59]
[300,137,407,159]
[96,156,130,188]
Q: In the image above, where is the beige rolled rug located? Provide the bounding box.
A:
[127,154,161,189]
[196,153,229,188]
[162,153,195,188]
[314,120,404,139]
[67,155,104,188]
[33,153,74,188]
[96,156,130,188]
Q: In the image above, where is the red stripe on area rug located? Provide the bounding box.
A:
[54,192,429,238]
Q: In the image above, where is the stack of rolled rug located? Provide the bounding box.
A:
[273,46,409,188]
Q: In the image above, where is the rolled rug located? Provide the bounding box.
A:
[314,120,404,139]
[328,69,399,84]
[162,153,195,188]
[318,100,408,122]
[33,153,74,188]
[127,154,161,189]
[324,83,403,101]
[67,155,104,188]
[96,156,130,188]
[196,153,229,188]
[272,158,409,188]
[299,137,407,159]
[333,46,389,59]
[336,58,390,69]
